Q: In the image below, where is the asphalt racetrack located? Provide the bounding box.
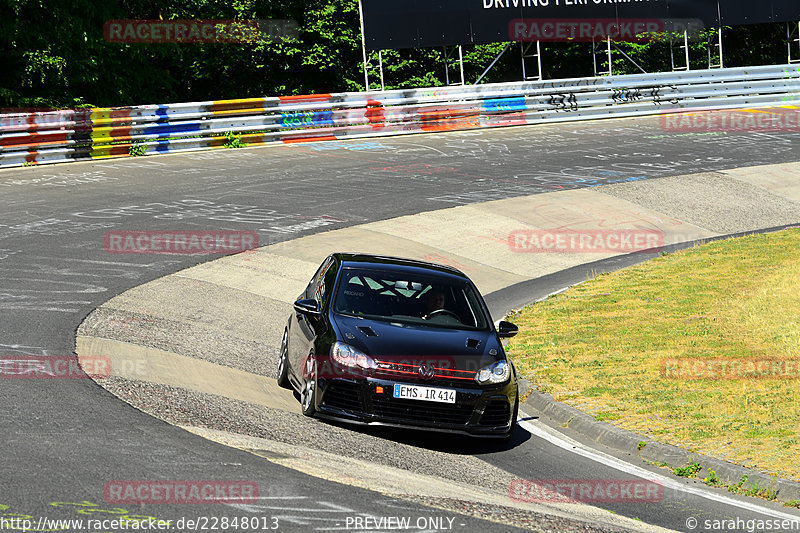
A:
[1,116,799,532]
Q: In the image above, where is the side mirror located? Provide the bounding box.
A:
[497,320,519,338]
[294,298,321,316]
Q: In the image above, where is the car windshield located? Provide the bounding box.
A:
[333,267,491,330]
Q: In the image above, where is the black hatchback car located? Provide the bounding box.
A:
[276,253,520,438]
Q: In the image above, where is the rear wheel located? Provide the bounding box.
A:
[276,329,291,390]
[300,355,317,417]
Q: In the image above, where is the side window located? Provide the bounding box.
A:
[319,258,338,309]
[305,256,335,307]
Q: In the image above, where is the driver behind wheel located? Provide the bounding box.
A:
[422,290,446,319]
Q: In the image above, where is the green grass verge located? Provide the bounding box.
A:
[508,228,800,481]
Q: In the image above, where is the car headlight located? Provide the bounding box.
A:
[331,342,376,370]
[475,360,510,384]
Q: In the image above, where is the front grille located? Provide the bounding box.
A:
[373,360,476,384]
[371,396,473,425]
[479,399,510,426]
[323,381,363,413]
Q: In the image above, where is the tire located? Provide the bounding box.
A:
[300,355,317,417]
[276,329,291,390]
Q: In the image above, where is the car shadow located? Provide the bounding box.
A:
[319,415,536,455]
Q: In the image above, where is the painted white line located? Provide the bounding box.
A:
[54,257,165,267]
[518,412,800,522]
[251,496,309,500]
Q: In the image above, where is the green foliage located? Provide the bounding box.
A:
[637,441,647,451]
[294,0,363,92]
[703,471,783,502]
[728,475,749,493]
[0,0,795,108]
[128,140,147,156]
[594,410,620,421]
[704,469,721,486]
[759,485,777,500]
[726,475,778,500]
[672,462,702,478]
[223,131,245,148]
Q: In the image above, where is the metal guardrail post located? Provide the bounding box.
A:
[592,38,612,77]
[670,30,691,71]
[361,51,385,92]
[443,45,465,86]
[788,22,800,64]
[520,41,542,81]
[709,2,724,69]
[458,45,465,86]
[358,0,370,91]
[707,28,724,69]
[377,51,385,91]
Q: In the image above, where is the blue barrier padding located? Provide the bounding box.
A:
[155,105,170,119]
[155,139,171,153]
[482,97,526,112]
[143,122,203,137]
[279,111,334,128]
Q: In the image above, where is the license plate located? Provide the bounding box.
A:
[392,384,456,404]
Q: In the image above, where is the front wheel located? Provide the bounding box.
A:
[276,329,291,390]
[300,355,317,417]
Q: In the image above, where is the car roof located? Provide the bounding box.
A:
[332,253,469,280]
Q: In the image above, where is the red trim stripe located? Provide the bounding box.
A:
[281,135,337,144]
[278,94,332,103]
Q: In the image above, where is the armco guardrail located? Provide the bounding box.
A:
[1,63,799,169]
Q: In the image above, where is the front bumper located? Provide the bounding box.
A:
[315,376,517,436]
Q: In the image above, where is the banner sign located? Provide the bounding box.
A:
[361,0,800,50]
